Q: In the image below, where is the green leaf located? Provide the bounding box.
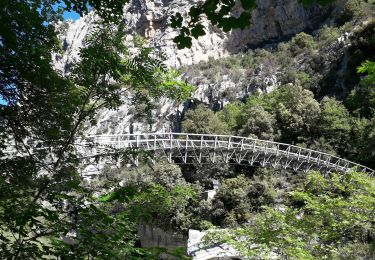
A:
[173,34,192,49]
[236,12,252,29]
[240,0,257,10]
[191,24,206,39]
[170,13,183,28]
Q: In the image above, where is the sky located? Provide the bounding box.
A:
[62,10,80,21]
[0,7,81,106]
[52,3,81,21]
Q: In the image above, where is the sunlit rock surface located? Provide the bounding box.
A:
[56,0,343,69]
[54,0,344,135]
[187,229,242,260]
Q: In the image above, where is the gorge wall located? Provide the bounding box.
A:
[55,0,346,135]
[56,0,344,69]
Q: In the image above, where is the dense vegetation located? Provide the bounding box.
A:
[205,171,375,259]
[0,0,374,259]
[98,46,375,255]
[183,72,375,168]
[181,2,375,100]
[0,0,193,258]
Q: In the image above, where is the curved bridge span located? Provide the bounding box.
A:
[80,133,374,175]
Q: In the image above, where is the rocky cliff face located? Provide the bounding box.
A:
[57,0,344,69]
[55,0,345,135]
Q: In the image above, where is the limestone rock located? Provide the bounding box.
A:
[187,229,242,259]
[54,0,345,136]
[56,0,343,69]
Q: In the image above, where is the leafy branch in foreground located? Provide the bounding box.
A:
[0,9,193,259]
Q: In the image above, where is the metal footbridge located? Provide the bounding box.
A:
[79,133,375,175]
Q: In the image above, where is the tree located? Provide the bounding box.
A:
[239,105,279,140]
[182,105,230,134]
[98,162,198,233]
[217,101,244,132]
[204,171,375,259]
[315,97,352,155]
[241,85,321,143]
[211,173,277,227]
[346,60,375,117]
[343,60,375,167]
[271,85,321,143]
[0,1,193,257]
[350,116,375,169]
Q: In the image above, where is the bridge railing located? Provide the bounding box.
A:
[79,133,374,175]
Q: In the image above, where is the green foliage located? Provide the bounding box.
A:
[239,105,279,140]
[102,162,186,190]
[1,0,374,258]
[183,19,375,99]
[215,175,252,211]
[0,1,193,258]
[270,85,321,142]
[182,105,230,134]
[100,182,198,232]
[357,60,375,76]
[217,102,244,131]
[289,32,317,55]
[151,69,195,102]
[315,97,352,154]
[120,39,194,104]
[337,0,374,24]
[128,184,197,226]
[351,116,375,169]
[237,85,321,143]
[51,203,137,258]
[211,66,373,165]
[204,171,375,259]
[295,71,312,88]
[211,173,277,226]
[319,97,351,132]
[182,27,341,97]
[317,25,341,43]
[181,162,236,186]
[96,162,205,233]
[0,175,138,258]
[347,60,375,117]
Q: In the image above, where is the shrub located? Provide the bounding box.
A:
[182,105,230,134]
[289,32,317,55]
[204,171,375,259]
[239,105,279,140]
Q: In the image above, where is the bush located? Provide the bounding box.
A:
[217,102,244,132]
[289,32,317,55]
[317,25,340,44]
[211,172,278,226]
[336,0,372,25]
[204,171,375,259]
[182,105,230,134]
[239,105,279,140]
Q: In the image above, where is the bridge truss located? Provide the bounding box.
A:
[78,133,375,175]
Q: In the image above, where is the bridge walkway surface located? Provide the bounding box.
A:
[77,133,375,175]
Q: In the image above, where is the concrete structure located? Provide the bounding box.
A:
[187,230,243,260]
[137,222,187,250]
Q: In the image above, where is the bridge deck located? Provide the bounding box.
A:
[78,133,375,175]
